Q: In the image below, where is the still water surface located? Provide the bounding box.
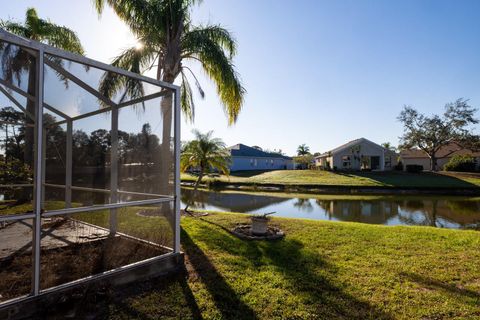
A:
[181,188,480,230]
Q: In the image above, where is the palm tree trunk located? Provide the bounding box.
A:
[17,58,36,204]
[185,171,203,214]
[159,92,173,194]
[25,58,36,169]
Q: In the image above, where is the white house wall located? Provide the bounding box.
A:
[332,141,384,170]
[230,156,293,171]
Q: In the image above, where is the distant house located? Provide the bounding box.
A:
[400,143,480,171]
[229,144,293,171]
[314,138,397,171]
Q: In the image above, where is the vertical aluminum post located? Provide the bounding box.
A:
[109,106,118,234]
[41,128,46,209]
[173,88,181,253]
[65,120,72,208]
[32,49,44,295]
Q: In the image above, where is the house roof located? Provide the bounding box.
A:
[229,144,292,160]
[400,143,480,159]
[316,138,394,158]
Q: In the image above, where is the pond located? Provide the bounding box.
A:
[181,188,480,230]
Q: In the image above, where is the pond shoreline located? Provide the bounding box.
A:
[181,181,480,196]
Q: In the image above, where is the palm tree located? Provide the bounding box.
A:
[297,144,310,156]
[0,8,84,168]
[381,142,396,152]
[180,129,230,212]
[93,0,245,195]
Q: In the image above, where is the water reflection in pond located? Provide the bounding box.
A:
[181,188,480,230]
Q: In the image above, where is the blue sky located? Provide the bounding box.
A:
[1,0,480,155]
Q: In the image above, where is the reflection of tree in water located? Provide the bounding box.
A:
[181,189,290,212]
[181,188,210,209]
[397,198,480,228]
[293,198,314,213]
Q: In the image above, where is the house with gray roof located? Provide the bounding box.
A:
[314,138,397,171]
[229,144,293,171]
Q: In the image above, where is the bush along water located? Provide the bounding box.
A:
[444,155,477,172]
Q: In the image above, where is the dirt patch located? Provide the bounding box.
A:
[0,236,168,302]
[231,224,285,241]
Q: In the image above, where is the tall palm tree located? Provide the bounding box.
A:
[297,144,310,156]
[180,129,230,212]
[93,0,245,195]
[0,8,84,168]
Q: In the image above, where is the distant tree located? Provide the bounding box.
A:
[381,142,396,152]
[398,98,479,171]
[0,107,24,163]
[293,154,314,170]
[180,130,231,213]
[1,8,84,168]
[297,144,310,156]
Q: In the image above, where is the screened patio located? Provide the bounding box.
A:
[0,29,181,307]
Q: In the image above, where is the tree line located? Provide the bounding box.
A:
[0,106,163,173]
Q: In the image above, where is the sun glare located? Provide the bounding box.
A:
[135,41,144,51]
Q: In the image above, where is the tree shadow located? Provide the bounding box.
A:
[399,271,480,300]
[181,228,259,320]
[40,269,203,319]
[191,217,393,319]
[229,170,271,178]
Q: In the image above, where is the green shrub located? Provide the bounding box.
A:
[394,161,404,171]
[406,164,423,173]
[444,155,477,172]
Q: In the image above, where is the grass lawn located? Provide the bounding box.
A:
[74,212,480,319]
[181,170,480,189]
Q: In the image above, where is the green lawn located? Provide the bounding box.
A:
[182,170,480,189]
[75,212,480,319]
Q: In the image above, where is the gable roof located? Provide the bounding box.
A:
[316,138,394,158]
[229,144,292,159]
[400,143,480,159]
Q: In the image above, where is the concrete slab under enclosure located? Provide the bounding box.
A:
[0,28,183,317]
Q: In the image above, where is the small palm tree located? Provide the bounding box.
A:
[93,0,244,197]
[297,144,310,156]
[0,8,84,167]
[180,130,230,212]
[381,142,396,152]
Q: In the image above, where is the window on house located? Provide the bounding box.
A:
[342,156,351,168]
[271,159,274,166]
[385,156,391,168]
[250,158,254,166]
[254,159,257,167]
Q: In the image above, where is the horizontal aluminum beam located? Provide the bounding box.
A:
[0,212,35,223]
[0,184,34,188]
[44,183,173,198]
[42,197,174,217]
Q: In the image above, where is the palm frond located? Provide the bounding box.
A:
[183,30,245,124]
[180,70,195,122]
[39,21,84,55]
[0,21,30,38]
[183,25,237,58]
[99,46,156,108]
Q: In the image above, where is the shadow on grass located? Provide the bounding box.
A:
[189,217,393,319]
[334,170,479,188]
[40,270,203,320]
[399,271,480,300]
[181,228,259,320]
[229,170,271,178]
